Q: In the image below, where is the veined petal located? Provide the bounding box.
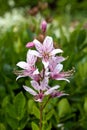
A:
[44,67,50,77]
[51,91,68,98]
[27,50,37,65]
[33,39,43,53]
[35,98,43,102]
[42,60,49,68]
[33,69,39,75]
[31,80,40,90]
[54,64,63,73]
[56,56,66,63]
[40,78,48,90]
[45,85,60,95]
[23,85,37,95]
[43,36,53,52]
[16,61,28,69]
[29,50,42,57]
[50,49,63,56]
[55,78,70,82]
[16,75,25,80]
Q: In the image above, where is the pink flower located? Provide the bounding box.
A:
[26,42,35,48]
[50,63,73,82]
[31,36,63,68]
[41,20,47,32]
[15,50,39,80]
[23,78,61,102]
[50,91,68,98]
[49,56,65,72]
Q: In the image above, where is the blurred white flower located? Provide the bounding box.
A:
[0,8,27,33]
[8,0,15,7]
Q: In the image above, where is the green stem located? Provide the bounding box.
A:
[39,96,51,130]
[42,96,51,110]
[39,103,43,130]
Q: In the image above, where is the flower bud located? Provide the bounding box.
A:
[26,42,35,48]
[41,20,47,32]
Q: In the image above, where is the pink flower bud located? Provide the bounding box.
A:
[26,42,35,48]
[41,20,47,32]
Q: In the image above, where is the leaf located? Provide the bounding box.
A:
[76,29,86,46]
[6,114,18,130]
[84,97,87,113]
[27,99,35,114]
[33,105,40,119]
[42,122,52,130]
[0,123,6,130]
[14,92,26,120]
[58,98,71,118]
[59,25,68,46]
[46,109,54,121]
[6,104,17,119]
[19,115,29,130]
[31,122,39,130]
[2,96,10,108]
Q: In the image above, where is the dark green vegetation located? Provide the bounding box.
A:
[0,0,87,130]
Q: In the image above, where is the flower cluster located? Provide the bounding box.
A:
[15,21,73,102]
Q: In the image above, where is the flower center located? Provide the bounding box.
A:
[43,52,49,61]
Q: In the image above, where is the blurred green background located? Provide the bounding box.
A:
[0,0,87,130]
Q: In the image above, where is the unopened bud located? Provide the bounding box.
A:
[26,42,35,48]
[41,20,47,32]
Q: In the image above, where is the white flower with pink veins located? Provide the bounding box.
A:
[23,77,65,102]
[15,50,39,80]
[31,36,63,68]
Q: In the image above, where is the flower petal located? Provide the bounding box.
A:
[56,56,66,63]
[23,85,37,95]
[33,69,39,75]
[35,98,43,102]
[55,78,70,82]
[50,49,63,56]
[16,75,24,80]
[29,50,42,57]
[40,78,48,90]
[27,50,37,65]
[31,80,40,90]
[43,36,53,52]
[51,91,68,98]
[42,60,49,68]
[45,85,60,95]
[33,39,43,53]
[54,64,63,73]
[16,61,28,69]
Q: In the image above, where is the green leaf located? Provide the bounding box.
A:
[6,104,17,119]
[84,97,87,113]
[2,96,10,108]
[28,99,35,114]
[6,114,18,130]
[0,123,6,130]
[31,122,39,130]
[14,92,26,120]
[58,98,71,118]
[33,105,40,119]
[19,114,29,129]
[46,109,54,121]
[43,123,52,130]
[76,29,86,46]
[59,25,68,45]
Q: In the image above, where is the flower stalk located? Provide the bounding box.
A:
[39,103,43,130]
